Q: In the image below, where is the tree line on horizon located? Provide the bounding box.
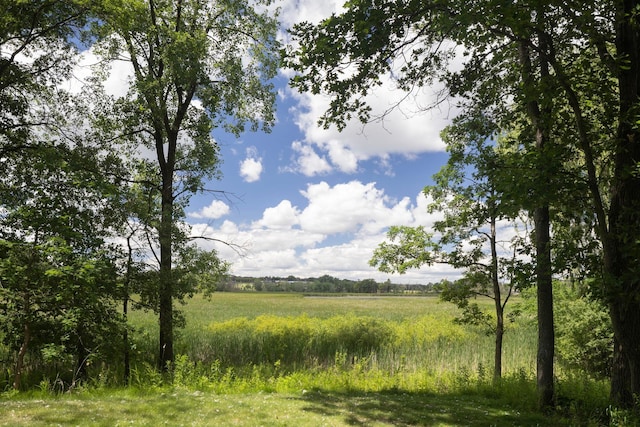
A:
[218,274,440,293]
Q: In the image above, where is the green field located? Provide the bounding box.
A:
[0,293,612,426]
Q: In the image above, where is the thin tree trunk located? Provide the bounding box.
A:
[489,214,503,382]
[123,301,130,384]
[13,320,30,390]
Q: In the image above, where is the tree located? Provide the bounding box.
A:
[0,135,127,389]
[370,123,527,382]
[0,239,124,390]
[286,0,633,408]
[92,0,279,369]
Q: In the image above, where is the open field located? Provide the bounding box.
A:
[0,292,613,425]
[130,293,536,375]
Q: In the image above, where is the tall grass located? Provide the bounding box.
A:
[125,293,536,380]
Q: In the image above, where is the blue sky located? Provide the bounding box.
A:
[71,0,464,283]
[186,71,460,283]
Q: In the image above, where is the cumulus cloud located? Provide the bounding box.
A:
[326,140,359,174]
[192,180,458,283]
[288,76,450,157]
[298,181,415,235]
[189,200,230,219]
[285,141,332,176]
[239,146,263,182]
[255,200,300,229]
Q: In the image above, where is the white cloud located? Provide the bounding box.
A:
[239,146,263,182]
[298,181,414,235]
[288,76,450,158]
[326,140,359,174]
[64,49,133,98]
[189,200,230,219]
[192,181,458,283]
[283,80,453,177]
[256,200,300,229]
[278,0,346,37]
[285,141,332,176]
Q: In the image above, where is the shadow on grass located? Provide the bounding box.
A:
[295,389,566,426]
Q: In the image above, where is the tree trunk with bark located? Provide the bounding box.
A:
[607,0,640,407]
[13,319,30,390]
[518,35,555,409]
[534,205,554,409]
[157,158,175,370]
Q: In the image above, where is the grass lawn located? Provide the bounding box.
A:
[0,388,566,426]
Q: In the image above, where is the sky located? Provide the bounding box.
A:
[75,0,465,284]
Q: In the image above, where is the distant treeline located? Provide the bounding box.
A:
[217,274,437,294]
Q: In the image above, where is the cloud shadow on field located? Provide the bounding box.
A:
[295,389,565,426]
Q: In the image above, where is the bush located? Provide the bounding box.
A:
[554,285,613,379]
[516,283,613,379]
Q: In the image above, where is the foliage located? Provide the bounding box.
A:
[0,0,86,146]
[0,238,125,389]
[517,283,614,380]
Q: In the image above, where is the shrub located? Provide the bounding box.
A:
[554,286,613,379]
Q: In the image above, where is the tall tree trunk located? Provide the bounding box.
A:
[158,174,174,370]
[534,205,554,409]
[123,232,134,384]
[518,34,555,409]
[607,0,640,407]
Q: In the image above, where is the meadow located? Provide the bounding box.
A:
[1,293,614,426]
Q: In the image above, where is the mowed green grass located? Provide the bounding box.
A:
[1,293,603,426]
[0,388,562,426]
